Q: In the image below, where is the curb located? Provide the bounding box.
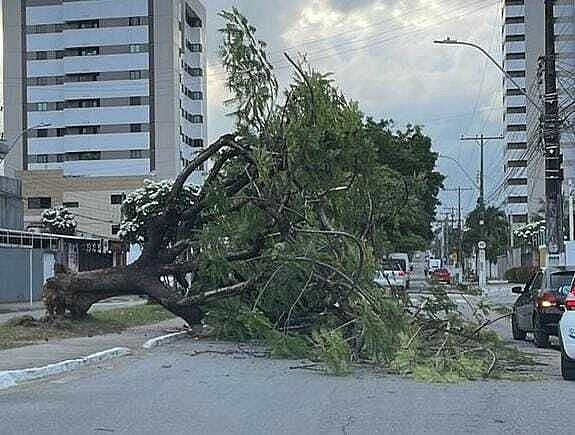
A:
[0,347,131,390]
[142,331,191,349]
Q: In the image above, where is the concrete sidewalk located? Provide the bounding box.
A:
[0,297,146,325]
[0,318,187,372]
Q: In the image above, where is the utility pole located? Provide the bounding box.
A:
[443,187,474,280]
[460,134,505,209]
[544,0,564,257]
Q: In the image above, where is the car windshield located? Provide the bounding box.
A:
[550,272,575,291]
[381,260,401,271]
[393,259,407,271]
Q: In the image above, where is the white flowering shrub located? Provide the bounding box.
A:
[119,179,200,244]
[514,220,545,240]
[42,206,77,235]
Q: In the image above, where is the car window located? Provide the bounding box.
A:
[531,272,543,293]
[550,272,575,290]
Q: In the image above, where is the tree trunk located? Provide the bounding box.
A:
[43,262,203,325]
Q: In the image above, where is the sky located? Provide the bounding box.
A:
[203,0,505,218]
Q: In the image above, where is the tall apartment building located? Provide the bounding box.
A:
[2,0,207,237]
[502,0,575,238]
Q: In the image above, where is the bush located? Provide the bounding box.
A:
[504,266,536,284]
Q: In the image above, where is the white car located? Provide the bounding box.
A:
[374,260,407,290]
[559,287,575,380]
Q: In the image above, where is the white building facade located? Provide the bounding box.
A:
[2,0,207,236]
[502,0,575,236]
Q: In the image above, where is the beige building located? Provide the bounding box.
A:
[21,170,150,237]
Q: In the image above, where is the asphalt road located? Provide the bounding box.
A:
[1,339,574,435]
[1,255,573,434]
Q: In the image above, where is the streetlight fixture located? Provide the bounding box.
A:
[433,37,543,112]
[0,123,52,175]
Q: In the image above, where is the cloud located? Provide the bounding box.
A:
[204,0,505,212]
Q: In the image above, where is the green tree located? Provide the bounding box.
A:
[363,119,444,254]
[463,205,509,263]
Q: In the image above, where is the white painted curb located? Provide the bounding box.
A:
[0,347,131,390]
[142,331,191,349]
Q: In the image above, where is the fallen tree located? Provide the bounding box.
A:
[41,10,522,381]
[44,9,415,326]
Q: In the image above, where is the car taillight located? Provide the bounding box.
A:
[538,292,557,308]
[398,271,405,277]
[566,288,575,311]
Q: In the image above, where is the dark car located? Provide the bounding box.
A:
[511,267,575,348]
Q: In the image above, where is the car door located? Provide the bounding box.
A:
[517,271,542,330]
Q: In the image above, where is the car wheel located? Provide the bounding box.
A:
[533,314,550,348]
[561,348,575,381]
[512,313,527,340]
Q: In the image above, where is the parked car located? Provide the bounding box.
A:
[432,268,451,283]
[559,281,575,380]
[512,267,575,348]
[374,260,407,290]
[389,253,411,289]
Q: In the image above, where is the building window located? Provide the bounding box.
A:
[112,224,121,235]
[67,20,100,30]
[505,0,524,5]
[507,70,526,78]
[66,73,100,82]
[506,34,525,42]
[508,178,528,186]
[36,154,49,163]
[186,41,203,52]
[508,160,527,168]
[36,129,49,138]
[191,139,203,148]
[512,214,528,224]
[508,196,528,204]
[57,154,65,162]
[505,16,525,24]
[129,44,147,53]
[129,17,143,26]
[506,52,526,60]
[129,70,143,80]
[130,150,143,159]
[185,5,203,27]
[507,141,527,150]
[57,128,66,137]
[110,194,124,205]
[28,197,52,210]
[507,124,526,132]
[190,91,203,100]
[63,201,79,208]
[130,124,143,133]
[507,106,526,114]
[190,115,203,123]
[130,96,142,106]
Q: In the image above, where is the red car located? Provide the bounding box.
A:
[432,268,451,283]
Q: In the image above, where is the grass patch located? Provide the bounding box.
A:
[0,304,174,351]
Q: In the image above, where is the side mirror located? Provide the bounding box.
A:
[512,286,524,294]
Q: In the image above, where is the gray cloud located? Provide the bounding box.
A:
[204,0,504,214]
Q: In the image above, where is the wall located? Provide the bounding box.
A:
[0,176,24,229]
[0,247,45,303]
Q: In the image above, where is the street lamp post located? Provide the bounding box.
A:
[433,38,543,112]
[0,123,51,175]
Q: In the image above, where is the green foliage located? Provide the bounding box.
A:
[463,205,509,263]
[504,266,536,284]
[311,329,352,375]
